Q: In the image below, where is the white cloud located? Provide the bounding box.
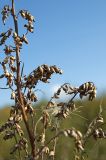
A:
[50,84,70,101]
[50,84,61,95]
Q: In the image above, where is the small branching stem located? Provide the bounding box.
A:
[35,132,62,157]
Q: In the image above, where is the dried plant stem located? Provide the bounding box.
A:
[34,117,42,136]
[13,133,22,160]
[52,123,58,160]
[41,128,45,160]
[52,138,57,160]
[35,132,62,157]
[11,0,36,158]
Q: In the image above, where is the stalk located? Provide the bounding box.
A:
[11,0,36,158]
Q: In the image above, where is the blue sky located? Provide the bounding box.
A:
[0,0,106,107]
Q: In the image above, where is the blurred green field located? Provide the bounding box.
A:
[0,95,106,160]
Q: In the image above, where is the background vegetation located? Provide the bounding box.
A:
[0,95,106,160]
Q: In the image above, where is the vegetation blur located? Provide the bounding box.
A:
[0,95,106,160]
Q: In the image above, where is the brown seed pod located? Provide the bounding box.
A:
[4,45,14,54]
[11,91,16,100]
[0,32,6,37]
[20,10,26,18]
[21,34,28,44]
[11,66,17,72]
[7,29,12,37]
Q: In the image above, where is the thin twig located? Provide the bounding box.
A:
[71,112,88,121]
[34,117,42,136]
[13,130,22,160]
[52,120,58,160]
[0,87,9,89]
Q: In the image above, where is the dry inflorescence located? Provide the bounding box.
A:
[0,1,105,160]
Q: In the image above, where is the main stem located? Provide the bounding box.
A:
[11,0,36,158]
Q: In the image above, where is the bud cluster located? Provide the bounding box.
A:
[84,114,104,140]
[3,130,15,140]
[0,120,14,132]
[45,82,97,123]
[24,64,62,89]
[78,82,96,100]
[19,10,35,33]
[49,82,96,102]
[25,103,34,115]
[13,32,28,47]
[0,55,16,85]
[20,10,35,22]
[4,45,15,55]
[42,146,50,155]
[55,101,76,119]
[63,128,84,151]
[10,138,28,154]
[0,29,12,45]
[37,147,56,159]
[27,89,37,102]
[0,115,22,135]
[1,5,11,25]
[93,128,106,139]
